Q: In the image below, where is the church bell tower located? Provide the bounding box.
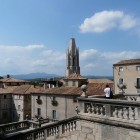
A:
[66,38,80,77]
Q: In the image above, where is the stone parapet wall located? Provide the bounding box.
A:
[51,119,140,140]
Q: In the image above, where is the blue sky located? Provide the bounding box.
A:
[0,0,140,76]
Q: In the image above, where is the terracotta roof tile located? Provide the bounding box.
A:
[32,82,114,96]
[87,83,114,96]
[0,85,43,95]
[88,78,113,83]
[0,78,28,83]
[113,59,140,66]
[0,86,18,94]
[12,85,43,94]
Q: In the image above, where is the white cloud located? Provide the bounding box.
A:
[79,10,138,33]
[25,44,45,50]
[80,49,99,60]
[0,44,140,76]
[0,44,66,76]
[80,49,140,76]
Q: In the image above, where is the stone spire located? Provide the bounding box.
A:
[66,38,80,77]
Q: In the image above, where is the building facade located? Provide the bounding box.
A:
[66,38,80,77]
[0,77,41,124]
[31,92,80,121]
[113,59,140,94]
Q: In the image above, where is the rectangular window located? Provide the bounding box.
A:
[137,89,140,93]
[2,112,7,119]
[73,96,77,102]
[136,66,140,71]
[38,96,40,100]
[119,78,123,84]
[18,114,20,119]
[4,95,6,99]
[37,108,41,116]
[52,110,56,120]
[137,78,140,88]
[52,96,56,101]
[119,67,123,72]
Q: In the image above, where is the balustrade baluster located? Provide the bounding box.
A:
[53,128,55,135]
[114,107,118,118]
[96,105,99,115]
[51,128,53,136]
[65,124,67,132]
[39,131,41,138]
[73,121,76,130]
[120,107,124,119]
[56,127,58,134]
[125,107,129,120]
[100,106,104,116]
[71,122,73,131]
[68,123,71,131]
[131,107,135,120]
[87,104,91,113]
[91,104,95,114]
[41,131,44,138]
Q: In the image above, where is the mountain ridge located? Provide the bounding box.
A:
[2,72,113,80]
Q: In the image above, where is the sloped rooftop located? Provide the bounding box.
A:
[32,82,114,96]
[113,59,140,66]
[0,85,43,94]
[88,78,113,83]
[0,78,28,83]
[12,85,43,94]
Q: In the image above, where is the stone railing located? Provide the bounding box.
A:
[78,97,140,123]
[0,116,78,140]
[123,94,140,101]
[0,120,39,135]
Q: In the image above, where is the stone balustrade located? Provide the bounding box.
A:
[123,94,140,101]
[2,97,140,140]
[0,116,78,140]
[78,97,140,123]
[0,120,39,135]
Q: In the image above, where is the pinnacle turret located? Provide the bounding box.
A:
[66,38,80,77]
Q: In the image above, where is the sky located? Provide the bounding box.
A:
[0,0,140,76]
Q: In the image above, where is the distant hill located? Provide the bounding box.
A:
[3,73,113,81]
[3,72,60,80]
[85,75,113,80]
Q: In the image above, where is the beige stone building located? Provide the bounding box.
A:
[0,76,42,124]
[31,73,87,121]
[113,59,140,94]
[31,73,114,121]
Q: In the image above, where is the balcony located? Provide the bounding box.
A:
[36,99,42,105]
[51,100,58,106]
[117,83,127,89]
